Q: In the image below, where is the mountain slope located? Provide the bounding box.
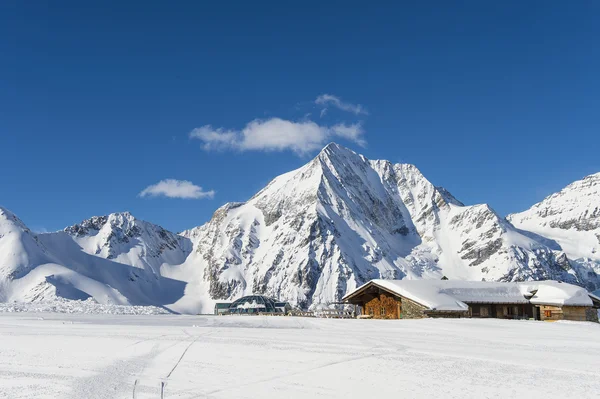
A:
[508,173,600,290]
[0,207,189,307]
[63,212,192,272]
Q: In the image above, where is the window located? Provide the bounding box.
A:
[480,307,489,317]
[544,310,552,318]
[369,307,374,316]
[380,307,385,316]
[513,306,519,316]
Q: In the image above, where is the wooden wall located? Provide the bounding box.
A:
[563,307,588,321]
[363,293,401,319]
[539,305,590,322]
[469,304,492,318]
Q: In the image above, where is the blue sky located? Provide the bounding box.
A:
[1,1,599,233]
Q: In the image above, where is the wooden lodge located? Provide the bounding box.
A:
[343,279,600,322]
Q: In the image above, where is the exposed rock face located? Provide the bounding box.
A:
[64,212,187,263]
[508,172,600,291]
[509,173,600,232]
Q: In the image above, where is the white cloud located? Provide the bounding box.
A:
[315,94,368,116]
[331,123,366,147]
[189,126,238,150]
[189,118,366,155]
[139,179,215,199]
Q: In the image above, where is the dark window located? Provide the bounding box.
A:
[380,307,385,316]
[369,307,374,316]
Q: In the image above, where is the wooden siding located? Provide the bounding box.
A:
[539,305,590,322]
[563,307,588,321]
[364,293,401,319]
[469,304,492,318]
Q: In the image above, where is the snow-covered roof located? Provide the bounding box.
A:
[520,281,596,306]
[343,279,595,311]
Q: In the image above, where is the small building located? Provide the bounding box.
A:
[214,302,232,315]
[274,301,293,314]
[342,279,600,322]
[221,295,292,315]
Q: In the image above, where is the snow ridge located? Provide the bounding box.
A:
[0,207,190,308]
[508,172,600,290]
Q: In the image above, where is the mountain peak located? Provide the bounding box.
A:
[564,171,600,190]
[64,211,143,237]
[321,142,345,152]
[106,211,136,223]
[318,142,361,159]
[316,143,369,175]
[62,210,189,265]
[0,206,17,220]
[508,171,600,264]
[0,206,31,235]
[585,172,600,179]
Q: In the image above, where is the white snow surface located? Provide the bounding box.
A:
[345,279,594,311]
[0,298,169,315]
[525,281,595,306]
[1,313,599,399]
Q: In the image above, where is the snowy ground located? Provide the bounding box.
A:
[1,314,599,399]
[0,299,169,315]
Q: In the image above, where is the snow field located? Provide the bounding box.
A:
[0,314,599,398]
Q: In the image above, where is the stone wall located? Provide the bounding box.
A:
[585,307,599,323]
[400,297,428,319]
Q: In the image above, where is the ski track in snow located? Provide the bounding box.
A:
[1,313,599,398]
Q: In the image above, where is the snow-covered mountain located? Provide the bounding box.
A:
[182,143,595,309]
[1,143,599,312]
[0,208,190,307]
[508,172,600,291]
[63,212,191,271]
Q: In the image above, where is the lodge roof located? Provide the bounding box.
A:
[343,279,597,312]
